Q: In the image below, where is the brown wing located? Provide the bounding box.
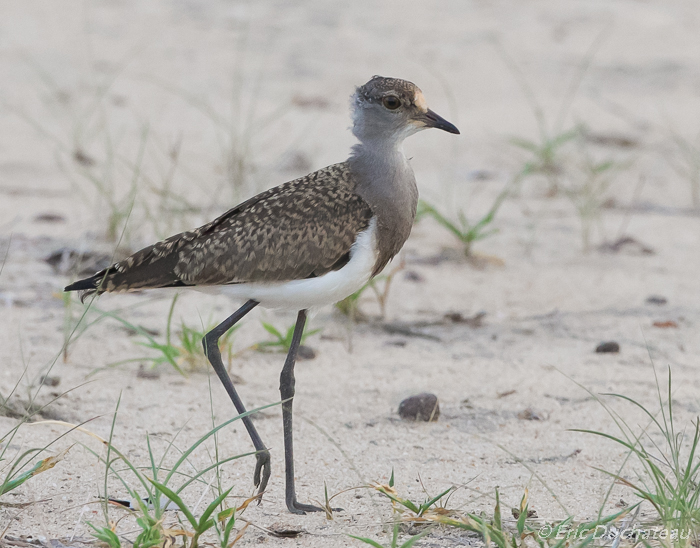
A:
[68,163,374,295]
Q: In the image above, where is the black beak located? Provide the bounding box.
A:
[421,109,460,134]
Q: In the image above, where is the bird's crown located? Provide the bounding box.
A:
[354,76,426,112]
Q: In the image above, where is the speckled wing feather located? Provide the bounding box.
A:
[67,163,374,295]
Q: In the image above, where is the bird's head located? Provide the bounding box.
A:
[351,76,459,145]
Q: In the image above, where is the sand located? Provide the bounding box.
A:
[1,1,699,546]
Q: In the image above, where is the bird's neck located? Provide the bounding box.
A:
[348,140,419,275]
[348,140,409,180]
[348,141,416,207]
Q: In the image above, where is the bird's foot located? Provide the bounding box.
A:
[253,448,271,501]
[286,499,325,515]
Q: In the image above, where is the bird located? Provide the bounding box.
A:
[64,76,460,514]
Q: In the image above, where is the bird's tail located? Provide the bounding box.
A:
[64,271,110,302]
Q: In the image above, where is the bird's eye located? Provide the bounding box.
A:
[382,95,401,110]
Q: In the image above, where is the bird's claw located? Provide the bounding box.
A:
[253,448,271,501]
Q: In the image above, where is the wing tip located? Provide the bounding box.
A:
[64,276,101,303]
[64,279,95,292]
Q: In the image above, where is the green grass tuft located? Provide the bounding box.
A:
[97,294,239,375]
[417,186,509,259]
[572,367,700,545]
[255,320,320,353]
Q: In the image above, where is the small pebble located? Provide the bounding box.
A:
[39,375,60,387]
[596,341,620,353]
[73,149,96,166]
[467,169,494,181]
[404,270,425,282]
[398,393,440,422]
[297,345,316,360]
[646,295,667,305]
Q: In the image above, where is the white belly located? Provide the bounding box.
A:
[197,219,378,310]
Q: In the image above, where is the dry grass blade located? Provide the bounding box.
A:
[0,446,71,498]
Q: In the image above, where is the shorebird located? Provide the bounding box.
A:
[65,76,459,514]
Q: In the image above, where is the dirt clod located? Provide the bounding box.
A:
[268,526,303,538]
[398,393,440,422]
[518,408,547,421]
[33,213,66,224]
[512,507,538,519]
[646,295,667,305]
[598,236,654,255]
[136,365,161,380]
[595,341,620,353]
[444,311,486,327]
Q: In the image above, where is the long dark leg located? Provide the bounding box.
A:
[279,310,323,514]
[202,300,271,497]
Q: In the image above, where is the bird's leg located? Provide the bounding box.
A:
[279,310,323,514]
[202,299,271,497]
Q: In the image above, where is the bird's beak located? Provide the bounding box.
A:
[415,109,460,134]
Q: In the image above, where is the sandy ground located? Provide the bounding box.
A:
[1,0,700,546]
